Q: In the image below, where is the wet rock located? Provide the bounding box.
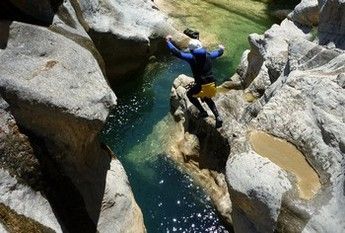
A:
[272,9,292,21]
[170,75,235,226]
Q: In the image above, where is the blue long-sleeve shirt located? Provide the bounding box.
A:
[167,40,224,84]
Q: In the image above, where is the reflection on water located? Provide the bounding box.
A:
[129,154,229,232]
[102,59,230,232]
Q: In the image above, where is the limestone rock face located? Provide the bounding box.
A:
[0,21,116,148]
[50,0,106,73]
[3,0,187,79]
[289,0,320,26]
[170,0,345,232]
[71,0,186,79]
[0,98,62,233]
[318,0,345,49]
[0,21,145,233]
[241,19,311,94]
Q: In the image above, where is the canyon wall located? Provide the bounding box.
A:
[170,0,345,232]
[0,0,184,231]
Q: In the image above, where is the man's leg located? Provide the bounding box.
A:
[204,98,223,128]
[187,84,207,117]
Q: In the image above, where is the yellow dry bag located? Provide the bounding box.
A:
[193,82,217,98]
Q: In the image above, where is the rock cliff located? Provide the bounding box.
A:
[71,0,188,79]
[170,0,345,232]
[1,0,188,80]
[0,0,158,231]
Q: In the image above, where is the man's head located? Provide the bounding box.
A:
[184,28,199,39]
[188,39,203,51]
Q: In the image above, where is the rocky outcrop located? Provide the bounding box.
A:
[0,20,145,232]
[66,0,187,79]
[318,0,345,49]
[0,97,62,232]
[288,0,319,26]
[2,0,188,80]
[240,19,312,94]
[50,0,106,74]
[170,0,345,232]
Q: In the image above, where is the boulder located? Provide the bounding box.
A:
[289,0,320,26]
[1,0,188,80]
[318,0,345,49]
[241,19,312,94]
[0,97,62,232]
[50,0,106,73]
[70,0,187,79]
[0,21,145,232]
[169,1,345,231]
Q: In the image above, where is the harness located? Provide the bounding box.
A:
[190,50,217,98]
[191,50,215,84]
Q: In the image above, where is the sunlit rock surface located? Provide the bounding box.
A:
[288,0,319,26]
[70,0,187,79]
[0,20,145,232]
[170,0,345,232]
[0,97,62,233]
[2,0,187,79]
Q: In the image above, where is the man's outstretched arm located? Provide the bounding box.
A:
[209,45,225,59]
[166,35,193,61]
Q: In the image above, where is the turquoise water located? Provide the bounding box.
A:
[102,1,279,232]
[102,58,231,232]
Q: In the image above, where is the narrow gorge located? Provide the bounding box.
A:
[0,0,344,233]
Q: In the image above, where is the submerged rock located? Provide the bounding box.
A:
[170,0,345,232]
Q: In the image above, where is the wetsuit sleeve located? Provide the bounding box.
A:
[167,40,193,61]
[209,48,224,59]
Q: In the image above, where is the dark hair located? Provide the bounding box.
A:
[183,28,199,39]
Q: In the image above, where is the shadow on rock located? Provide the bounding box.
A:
[0,0,63,26]
[185,112,231,172]
[26,131,103,233]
